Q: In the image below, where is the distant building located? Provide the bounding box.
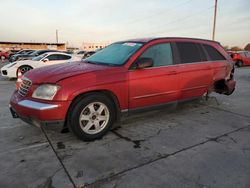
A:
[0,41,66,51]
[81,42,109,51]
[66,47,80,53]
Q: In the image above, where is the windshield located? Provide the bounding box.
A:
[86,42,143,66]
[32,53,47,61]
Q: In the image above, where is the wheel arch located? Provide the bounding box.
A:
[16,64,33,76]
[65,90,121,127]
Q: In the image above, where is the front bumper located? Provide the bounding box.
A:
[10,91,71,127]
[1,65,17,78]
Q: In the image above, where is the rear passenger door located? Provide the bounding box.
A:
[128,43,180,109]
[203,44,228,82]
[175,42,213,100]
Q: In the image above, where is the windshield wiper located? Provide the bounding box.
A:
[83,60,98,65]
[83,60,118,67]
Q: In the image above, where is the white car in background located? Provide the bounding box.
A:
[1,52,81,78]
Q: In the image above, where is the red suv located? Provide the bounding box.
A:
[10,37,235,141]
[230,51,250,67]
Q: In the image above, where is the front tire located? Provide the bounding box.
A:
[18,65,33,76]
[68,93,116,141]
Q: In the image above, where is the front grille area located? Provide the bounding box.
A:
[1,70,7,75]
[18,78,32,97]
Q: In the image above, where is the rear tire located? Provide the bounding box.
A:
[68,93,116,141]
[236,60,243,67]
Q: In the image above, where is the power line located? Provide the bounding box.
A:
[112,5,214,41]
[121,0,195,25]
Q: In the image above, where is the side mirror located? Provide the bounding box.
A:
[135,58,153,69]
[42,58,49,62]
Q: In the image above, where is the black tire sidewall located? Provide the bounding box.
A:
[237,61,243,67]
[68,94,116,141]
[17,65,33,76]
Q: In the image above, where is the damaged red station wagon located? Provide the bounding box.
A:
[10,37,236,141]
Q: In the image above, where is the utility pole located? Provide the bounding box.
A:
[212,0,218,40]
[56,29,59,43]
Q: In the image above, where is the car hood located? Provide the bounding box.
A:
[24,61,118,84]
[1,60,32,69]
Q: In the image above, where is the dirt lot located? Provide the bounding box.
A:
[0,61,250,188]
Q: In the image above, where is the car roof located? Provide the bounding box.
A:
[43,52,71,56]
[118,37,220,44]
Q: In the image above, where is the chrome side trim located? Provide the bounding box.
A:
[18,100,58,110]
[121,109,128,113]
[181,85,208,91]
[133,91,177,100]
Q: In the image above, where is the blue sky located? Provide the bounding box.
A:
[0,0,249,48]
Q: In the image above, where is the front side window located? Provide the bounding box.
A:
[32,53,47,61]
[176,42,204,64]
[47,54,59,61]
[139,43,173,67]
[58,54,71,60]
[86,42,142,66]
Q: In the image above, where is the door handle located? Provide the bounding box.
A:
[169,71,177,74]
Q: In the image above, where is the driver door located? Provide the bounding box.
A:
[128,43,180,109]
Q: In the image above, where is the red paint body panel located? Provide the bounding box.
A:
[178,62,213,99]
[128,65,179,109]
[0,51,9,59]
[10,37,235,124]
[10,91,71,121]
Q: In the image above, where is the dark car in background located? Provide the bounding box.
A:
[9,49,35,62]
[11,49,58,62]
[75,50,96,59]
[84,51,96,58]
[7,50,20,57]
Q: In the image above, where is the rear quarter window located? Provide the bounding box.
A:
[203,44,226,61]
[245,52,250,57]
[175,42,206,64]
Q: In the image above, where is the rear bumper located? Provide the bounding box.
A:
[10,91,71,126]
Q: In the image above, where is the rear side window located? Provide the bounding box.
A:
[240,53,246,57]
[175,42,205,64]
[47,54,71,60]
[245,52,250,57]
[58,54,71,60]
[140,43,173,67]
[203,44,226,61]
